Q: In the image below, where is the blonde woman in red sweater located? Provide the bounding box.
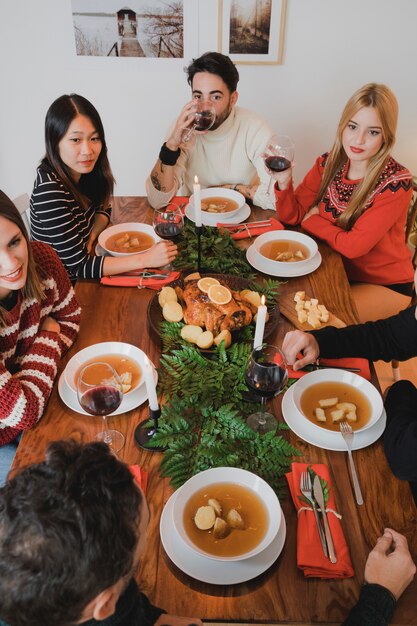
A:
[270,83,414,322]
[0,190,81,484]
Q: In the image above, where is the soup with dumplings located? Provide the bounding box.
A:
[75,355,141,394]
[300,381,371,432]
[260,240,310,263]
[183,482,268,557]
[105,231,154,253]
[201,197,239,213]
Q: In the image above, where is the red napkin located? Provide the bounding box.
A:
[286,462,354,578]
[129,465,148,494]
[217,217,284,240]
[100,270,180,289]
[287,357,371,381]
[170,196,189,213]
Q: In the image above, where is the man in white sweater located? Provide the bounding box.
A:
[146,52,275,210]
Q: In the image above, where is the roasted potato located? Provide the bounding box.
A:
[226,508,245,530]
[213,517,230,539]
[196,330,214,349]
[184,272,201,282]
[181,324,204,344]
[158,286,178,308]
[162,301,183,323]
[214,329,232,349]
[208,498,222,517]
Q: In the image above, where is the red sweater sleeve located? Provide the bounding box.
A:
[275,156,324,225]
[302,183,412,258]
[0,243,81,445]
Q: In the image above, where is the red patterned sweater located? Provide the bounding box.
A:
[275,154,414,285]
[0,242,81,446]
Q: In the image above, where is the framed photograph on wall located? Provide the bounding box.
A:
[218,0,287,65]
[71,0,198,60]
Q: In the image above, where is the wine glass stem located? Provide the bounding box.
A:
[259,397,268,424]
[102,415,113,445]
[267,175,275,195]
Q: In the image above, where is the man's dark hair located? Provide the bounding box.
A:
[186,51,239,93]
[0,440,143,626]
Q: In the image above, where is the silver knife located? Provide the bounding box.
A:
[313,475,337,564]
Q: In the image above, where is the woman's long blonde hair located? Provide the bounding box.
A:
[0,191,45,327]
[315,83,398,230]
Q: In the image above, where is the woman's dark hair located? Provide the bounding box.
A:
[0,190,44,326]
[186,51,239,93]
[0,440,143,626]
[43,94,114,211]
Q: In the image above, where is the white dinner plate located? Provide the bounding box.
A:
[160,487,286,585]
[281,383,386,451]
[185,202,251,227]
[58,366,157,416]
[246,245,322,277]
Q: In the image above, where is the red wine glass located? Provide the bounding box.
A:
[264,135,295,194]
[244,344,288,434]
[153,203,184,269]
[77,362,124,452]
[182,101,216,143]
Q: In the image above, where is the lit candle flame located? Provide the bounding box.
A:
[194,175,199,184]
[261,295,266,305]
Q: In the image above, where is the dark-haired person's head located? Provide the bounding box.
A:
[0,440,147,626]
[0,190,44,322]
[43,93,114,209]
[186,52,239,93]
[186,53,239,131]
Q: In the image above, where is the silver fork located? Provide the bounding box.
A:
[300,471,328,557]
[339,421,363,505]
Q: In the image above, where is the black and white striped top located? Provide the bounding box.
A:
[30,166,111,280]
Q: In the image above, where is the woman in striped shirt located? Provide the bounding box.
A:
[0,190,81,485]
[31,94,177,282]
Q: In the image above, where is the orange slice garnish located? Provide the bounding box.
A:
[197,277,220,293]
[207,284,232,305]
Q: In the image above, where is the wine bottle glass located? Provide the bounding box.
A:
[244,344,288,434]
[77,362,125,452]
[182,101,216,143]
[153,203,184,269]
[264,135,295,195]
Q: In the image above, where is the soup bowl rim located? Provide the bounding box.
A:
[252,230,318,270]
[98,222,160,257]
[64,341,146,395]
[188,187,246,218]
[171,466,281,562]
[291,368,383,434]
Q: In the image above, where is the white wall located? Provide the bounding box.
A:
[1,0,417,201]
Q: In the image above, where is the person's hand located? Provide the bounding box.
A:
[87,214,109,254]
[40,316,60,334]
[141,241,178,268]
[301,205,319,223]
[155,615,203,626]
[364,528,416,600]
[282,330,320,369]
[166,101,199,151]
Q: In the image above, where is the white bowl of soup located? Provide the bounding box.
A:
[252,231,318,272]
[189,187,245,220]
[291,369,383,434]
[98,223,159,257]
[64,342,145,395]
[172,467,281,561]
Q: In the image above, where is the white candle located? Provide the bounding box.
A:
[193,175,202,227]
[143,355,159,411]
[253,295,267,349]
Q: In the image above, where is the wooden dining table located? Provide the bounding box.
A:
[11,197,417,625]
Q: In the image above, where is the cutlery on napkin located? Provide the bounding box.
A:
[286,355,371,380]
[100,270,181,289]
[286,462,354,578]
[217,217,284,240]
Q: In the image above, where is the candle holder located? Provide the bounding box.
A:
[134,408,167,451]
[196,225,202,273]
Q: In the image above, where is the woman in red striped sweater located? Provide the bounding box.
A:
[0,191,81,484]
[269,83,414,323]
